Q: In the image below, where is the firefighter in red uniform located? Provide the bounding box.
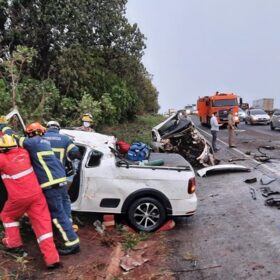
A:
[2,122,80,255]
[0,135,60,269]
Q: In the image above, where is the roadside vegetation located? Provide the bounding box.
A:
[0,0,159,127]
[100,114,166,145]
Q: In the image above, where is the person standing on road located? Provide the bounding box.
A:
[210,112,223,152]
[0,134,60,269]
[228,109,236,148]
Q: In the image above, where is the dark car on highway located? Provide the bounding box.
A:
[245,108,270,125]
[270,109,280,130]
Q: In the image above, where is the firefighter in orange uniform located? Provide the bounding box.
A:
[0,135,60,269]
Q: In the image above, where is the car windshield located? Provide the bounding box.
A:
[251,109,266,115]
[212,99,238,107]
[273,110,280,116]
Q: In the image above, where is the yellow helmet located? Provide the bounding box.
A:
[82,113,93,122]
[0,135,17,151]
[0,116,7,124]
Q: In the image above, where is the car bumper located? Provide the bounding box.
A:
[169,194,197,216]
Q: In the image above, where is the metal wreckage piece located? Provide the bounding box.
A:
[157,117,216,167]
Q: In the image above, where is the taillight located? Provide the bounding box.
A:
[188,177,196,194]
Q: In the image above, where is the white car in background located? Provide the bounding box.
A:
[245,109,270,125]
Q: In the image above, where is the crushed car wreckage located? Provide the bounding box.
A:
[151,110,216,167]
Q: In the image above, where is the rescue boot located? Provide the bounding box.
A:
[58,244,80,256]
[46,262,62,269]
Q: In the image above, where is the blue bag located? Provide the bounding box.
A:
[126,142,151,161]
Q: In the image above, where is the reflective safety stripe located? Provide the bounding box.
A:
[1,167,33,180]
[52,148,65,163]
[37,232,53,243]
[66,144,75,154]
[2,127,12,133]
[37,151,55,183]
[41,177,66,188]
[3,221,20,228]
[65,237,80,247]
[52,218,79,247]
[19,137,25,148]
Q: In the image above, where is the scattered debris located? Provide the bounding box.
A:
[260,187,280,197]
[120,252,149,272]
[244,178,257,184]
[250,187,257,200]
[254,155,270,162]
[260,175,276,185]
[265,197,280,208]
[259,145,275,150]
[197,164,251,177]
[93,220,106,234]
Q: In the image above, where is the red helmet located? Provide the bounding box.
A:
[26,122,46,136]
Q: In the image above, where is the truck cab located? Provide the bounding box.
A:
[197,92,240,126]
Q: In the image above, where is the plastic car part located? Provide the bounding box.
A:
[197,164,251,177]
[127,197,166,232]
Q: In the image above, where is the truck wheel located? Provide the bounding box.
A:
[127,197,166,232]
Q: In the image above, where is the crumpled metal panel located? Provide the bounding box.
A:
[153,113,216,167]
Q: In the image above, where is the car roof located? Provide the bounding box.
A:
[60,129,116,155]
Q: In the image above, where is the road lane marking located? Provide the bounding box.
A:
[196,126,279,174]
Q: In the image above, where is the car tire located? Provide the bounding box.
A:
[271,123,275,130]
[127,197,167,232]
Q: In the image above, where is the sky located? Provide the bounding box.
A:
[126,0,280,113]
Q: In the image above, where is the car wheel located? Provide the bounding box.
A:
[127,197,167,232]
[271,123,275,130]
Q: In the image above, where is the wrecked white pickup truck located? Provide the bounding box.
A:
[0,110,197,232]
[151,110,216,167]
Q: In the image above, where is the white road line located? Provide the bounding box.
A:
[196,126,279,174]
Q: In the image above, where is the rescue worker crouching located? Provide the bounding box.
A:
[0,135,60,269]
[2,122,80,256]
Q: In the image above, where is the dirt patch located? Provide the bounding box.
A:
[0,214,173,280]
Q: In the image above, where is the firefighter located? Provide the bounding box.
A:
[44,121,81,167]
[1,123,80,255]
[44,121,81,228]
[76,113,94,132]
[0,135,60,268]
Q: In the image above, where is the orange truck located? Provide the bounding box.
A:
[197,91,240,126]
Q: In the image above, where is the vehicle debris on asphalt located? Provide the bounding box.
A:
[260,175,276,185]
[249,187,257,200]
[197,164,251,177]
[260,187,280,197]
[244,178,257,184]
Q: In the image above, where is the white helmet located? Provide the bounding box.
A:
[47,121,60,129]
